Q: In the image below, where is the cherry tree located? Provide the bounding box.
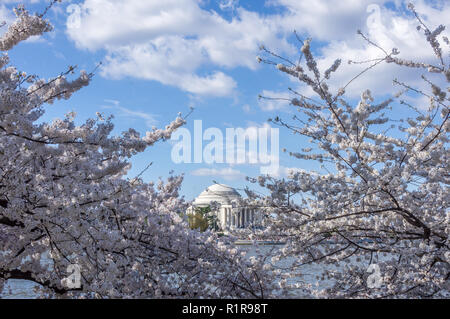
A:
[251,4,449,298]
[0,3,274,298]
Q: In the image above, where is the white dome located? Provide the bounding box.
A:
[193,184,241,206]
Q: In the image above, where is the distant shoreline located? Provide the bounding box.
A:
[234,240,286,246]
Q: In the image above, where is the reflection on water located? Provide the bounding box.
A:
[1,244,339,298]
[1,279,41,299]
[240,244,336,297]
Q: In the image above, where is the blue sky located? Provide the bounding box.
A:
[1,0,448,200]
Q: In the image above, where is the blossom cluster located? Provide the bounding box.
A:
[250,3,449,298]
[0,4,274,298]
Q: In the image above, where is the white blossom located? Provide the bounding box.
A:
[252,5,449,298]
[0,5,274,299]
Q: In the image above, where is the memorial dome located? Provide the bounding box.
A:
[192,183,241,207]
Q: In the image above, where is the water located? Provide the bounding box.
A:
[240,244,336,297]
[0,244,337,298]
[1,251,53,299]
[1,279,41,299]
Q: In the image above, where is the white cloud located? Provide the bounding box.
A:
[102,99,158,128]
[271,0,450,99]
[264,165,305,178]
[1,0,42,3]
[219,0,239,12]
[242,104,251,113]
[65,0,449,101]
[270,0,387,42]
[191,167,244,181]
[65,0,292,97]
[311,1,449,99]
[258,89,291,111]
[102,42,237,97]
[0,4,14,28]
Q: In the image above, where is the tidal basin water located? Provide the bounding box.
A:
[1,244,338,298]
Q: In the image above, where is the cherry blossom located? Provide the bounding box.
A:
[0,4,273,298]
[251,3,449,298]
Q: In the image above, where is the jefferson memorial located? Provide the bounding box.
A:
[187,184,263,231]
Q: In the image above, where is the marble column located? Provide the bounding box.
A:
[224,207,227,228]
[237,211,240,228]
[240,211,243,228]
[245,207,250,227]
